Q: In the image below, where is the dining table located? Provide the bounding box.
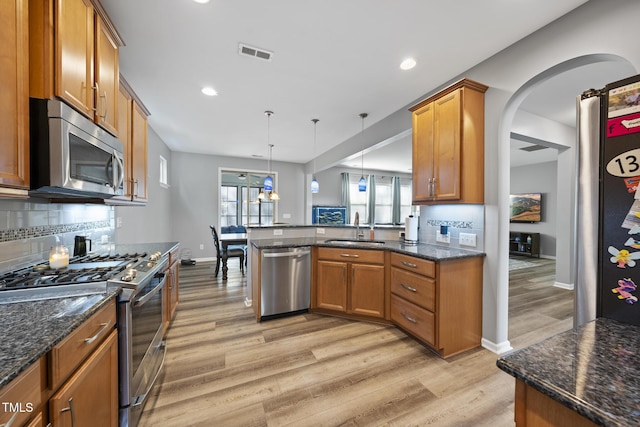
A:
[219,233,248,280]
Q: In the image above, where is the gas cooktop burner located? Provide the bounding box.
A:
[0,252,147,291]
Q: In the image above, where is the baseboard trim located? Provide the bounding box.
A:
[194,257,216,262]
[554,281,574,290]
[482,338,513,355]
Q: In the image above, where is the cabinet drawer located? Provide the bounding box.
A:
[50,299,116,390]
[390,267,435,312]
[391,252,435,277]
[317,247,384,264]
[391,294,435,346]
[0,360,42,427]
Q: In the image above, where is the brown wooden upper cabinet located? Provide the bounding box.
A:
[409,78,488,204]
[30,0,123,136]
[0,0,30,197]
[114,77,149,204]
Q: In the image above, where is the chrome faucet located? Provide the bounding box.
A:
[354,212,364,240]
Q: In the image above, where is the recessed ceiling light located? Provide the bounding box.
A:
[400,58,416,70]
[192,0,210,4]
[201,87,217,96]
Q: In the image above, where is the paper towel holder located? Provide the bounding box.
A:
[404,215,419,245]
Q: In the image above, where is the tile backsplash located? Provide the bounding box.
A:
[419,204,485,251]
[0,199,115,273]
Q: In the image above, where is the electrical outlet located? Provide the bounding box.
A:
[283,213,291,219]
[273,229,283,236]
[436,232,450,243]
[460,232,477,247]
[116,217,122,228]
[316,228,325,235]
[199,244,204,250]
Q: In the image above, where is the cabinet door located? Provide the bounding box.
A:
[131,101,148,202]
[49,329,118,427]
[116,83,133,199]
[316,260,348,312]
[55,0,95,117]
[0,0,29,193]
[94,15,119,135]
[412,102,434,203]
[350,263,385,318]
[433,89,462,201]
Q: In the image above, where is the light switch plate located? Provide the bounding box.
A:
[273,229,283,236]
[459,232,477,247]
[436,232,450,243]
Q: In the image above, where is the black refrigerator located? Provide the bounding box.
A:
[577,74,640,327]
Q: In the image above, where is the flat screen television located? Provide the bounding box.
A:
[509,193,542,223]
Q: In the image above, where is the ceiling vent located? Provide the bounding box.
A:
[238,43,273,61]
[519,144,549,152]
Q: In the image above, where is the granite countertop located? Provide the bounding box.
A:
[250,237,484,261]
[0,241,180,389]
[0,290,119,388]
[497,318,640,426]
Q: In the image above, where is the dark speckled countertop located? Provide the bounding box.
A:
[0,242,179,389]
[497,318,640,426]
[0,290,119,387]
[250,237,484,261]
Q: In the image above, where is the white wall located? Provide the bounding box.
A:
[115,127,173,245]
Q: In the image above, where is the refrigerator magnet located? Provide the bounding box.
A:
[608,246,640,268]
[611,278,638,304]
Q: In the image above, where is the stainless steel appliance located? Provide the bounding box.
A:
[29,98,125,199]
[110,252,168,427]
[260,246,311,319]
[576,74,640,327]
[0,250,169,427]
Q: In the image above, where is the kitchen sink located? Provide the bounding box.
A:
[323,239,386,247]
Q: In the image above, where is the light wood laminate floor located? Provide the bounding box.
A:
[139,257,572,426]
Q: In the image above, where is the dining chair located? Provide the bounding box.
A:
[210,225,245,277]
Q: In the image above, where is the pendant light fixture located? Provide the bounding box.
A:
[267,143,279,200]
[358,113,368,192]
[263,110,274,192]
[311,118,320,193]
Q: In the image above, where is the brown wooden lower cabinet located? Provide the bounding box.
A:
[390,253,483,358]
[49,329,118,427]
[313,247,483,358]
[314,247,386,320]
[514,379,598,427]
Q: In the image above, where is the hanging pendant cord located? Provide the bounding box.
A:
[360,113,368,178]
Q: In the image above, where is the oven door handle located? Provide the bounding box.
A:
[131,340,167,407]
[133,273,167,308]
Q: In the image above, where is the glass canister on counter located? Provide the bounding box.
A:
[49,245,69,269]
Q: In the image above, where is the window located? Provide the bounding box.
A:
[159,155,168,187]
[345,173,413,225]
[220,170,275,226]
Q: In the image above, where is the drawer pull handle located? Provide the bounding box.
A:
[401,312,417,324]
[401,283,417,292]
[84,322,110,344]
[60,397,76,427]
[340,254,359,258]
[1,412,18,427]
[401,261,417,268]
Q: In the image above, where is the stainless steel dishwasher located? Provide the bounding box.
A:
[260,246,311,319]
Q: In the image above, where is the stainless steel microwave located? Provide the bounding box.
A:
[30,98,125,199]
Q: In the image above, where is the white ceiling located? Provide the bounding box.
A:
[102,0,593,171]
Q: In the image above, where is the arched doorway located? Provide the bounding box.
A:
[497,54,637,351]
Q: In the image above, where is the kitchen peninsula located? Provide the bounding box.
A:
[248,230,484,358]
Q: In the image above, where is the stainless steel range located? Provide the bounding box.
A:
[0,250,169,427]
